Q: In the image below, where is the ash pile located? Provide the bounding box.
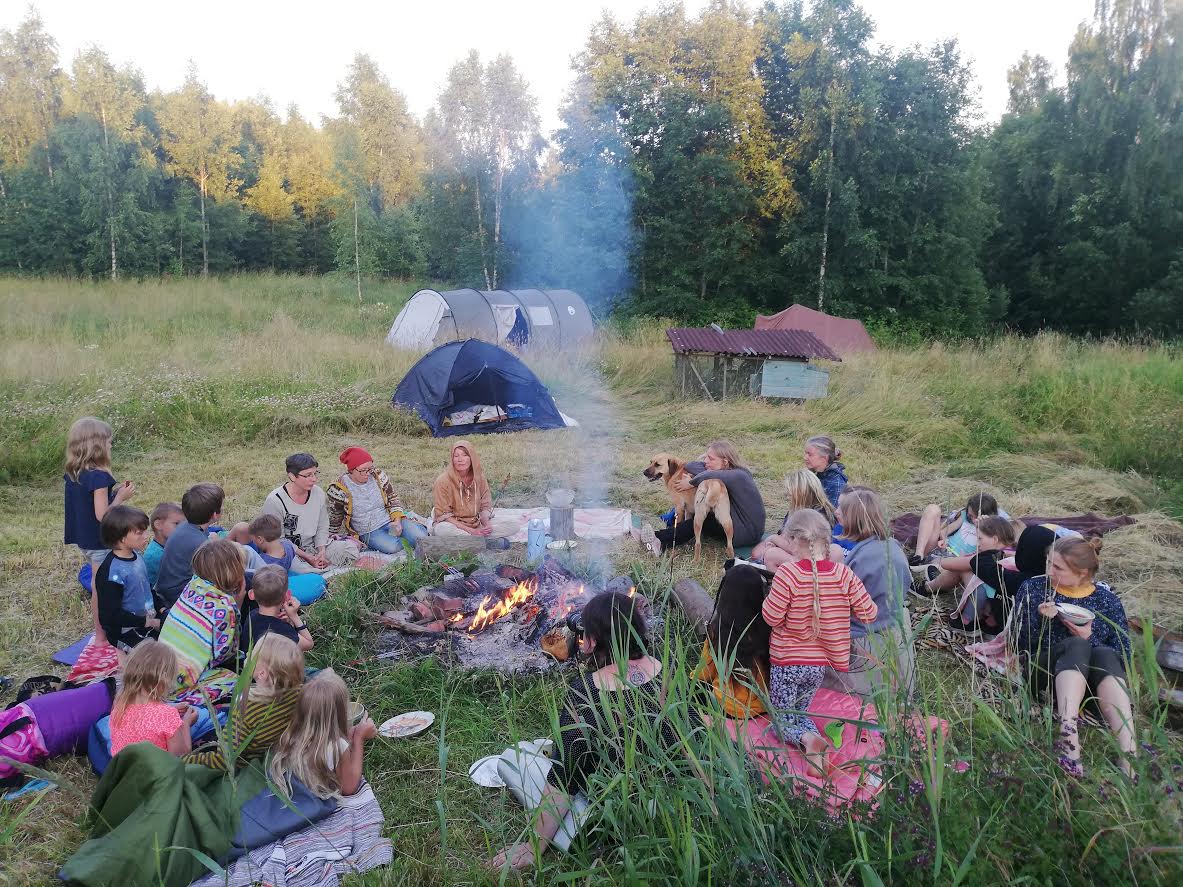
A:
[375,557,643,674]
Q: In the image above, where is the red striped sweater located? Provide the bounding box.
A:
[763,559,877,670]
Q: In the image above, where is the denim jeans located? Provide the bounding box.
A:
[360,520,428,554]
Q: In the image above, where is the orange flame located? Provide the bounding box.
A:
[469,578,538,632]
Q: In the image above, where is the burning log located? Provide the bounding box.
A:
[468,578,539,632]
[517,604,548,644]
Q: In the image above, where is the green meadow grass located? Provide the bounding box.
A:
[0,276,1181,884]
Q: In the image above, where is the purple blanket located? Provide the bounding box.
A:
[890,512,1136,549]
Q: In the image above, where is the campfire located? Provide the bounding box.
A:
[375,557,642,674]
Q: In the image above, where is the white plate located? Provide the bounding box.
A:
[468,755,506,788]
[1056,603,1095,626]
[378,710,435,738]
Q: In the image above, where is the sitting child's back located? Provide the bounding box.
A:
[109,640,197,756]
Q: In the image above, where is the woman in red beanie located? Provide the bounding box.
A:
[326,446,428,556]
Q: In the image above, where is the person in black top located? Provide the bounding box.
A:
[915,516,1019,635]
[95,505,160,650]
[239,565,313,656]
[490,591,694,871]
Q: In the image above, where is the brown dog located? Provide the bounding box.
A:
[642,454,734,562]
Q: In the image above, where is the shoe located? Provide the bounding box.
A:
[945,613,981,639]
[639,523,660,559]
[908,554,923,568]
[909,564,940,596]
[484,537,511,551]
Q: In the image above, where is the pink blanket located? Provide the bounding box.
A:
[723,688,885,813]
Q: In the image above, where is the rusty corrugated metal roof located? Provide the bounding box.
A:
[665,327,842,362]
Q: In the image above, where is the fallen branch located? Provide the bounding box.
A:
[372,611,447,636]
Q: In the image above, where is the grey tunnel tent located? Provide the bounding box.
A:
[386,288,595,351]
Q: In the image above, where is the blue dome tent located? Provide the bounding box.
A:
[392,339,569,437]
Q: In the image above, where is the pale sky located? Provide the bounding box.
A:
[6,0,1096,132]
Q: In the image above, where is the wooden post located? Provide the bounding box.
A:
[667,579,715,638]
[549,505,575,542]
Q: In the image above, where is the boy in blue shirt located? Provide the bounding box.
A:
[96,505,161,650]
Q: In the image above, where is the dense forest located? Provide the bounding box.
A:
[0,0,1179,336]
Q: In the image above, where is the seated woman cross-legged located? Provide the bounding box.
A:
[490,591,693,871]
[1012,536,1135,779]
[258,453,360,573]
[647,440,765,556]
[431,440,517,539]
[327,446,428,556]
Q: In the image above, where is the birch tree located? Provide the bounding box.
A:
[156,64,237,275]
[67,48,147,279]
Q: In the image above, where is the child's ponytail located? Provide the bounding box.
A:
[783,508,832,641]
[807,556,822,640]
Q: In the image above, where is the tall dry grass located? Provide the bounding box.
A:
[1,278,1182,883]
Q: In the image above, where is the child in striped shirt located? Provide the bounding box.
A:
[762,509,877,775]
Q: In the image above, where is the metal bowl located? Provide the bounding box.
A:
[348,701,368,726]
[1056,603,1095,626]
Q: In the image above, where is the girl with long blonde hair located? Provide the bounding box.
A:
[109,639,197,756]
[185,633,306,771]
[268,669,376,799]
[762,509,876,775]
[754,469,839,570]
[64,416,136,644]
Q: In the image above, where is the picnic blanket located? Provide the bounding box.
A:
[890,512,1136,550]
[65,637,121,685]
[60,743,268,887]
[723,688,885,814]
[191,782,392,887]
[491,507,633,543]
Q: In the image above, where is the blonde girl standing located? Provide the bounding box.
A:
[64,417,135,643]
[762,509,877,774]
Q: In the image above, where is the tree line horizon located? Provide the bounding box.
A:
[0,0,1178,337]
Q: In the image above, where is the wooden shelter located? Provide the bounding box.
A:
[666,328,841,401]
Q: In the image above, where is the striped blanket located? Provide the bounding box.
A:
[190,782,392,887]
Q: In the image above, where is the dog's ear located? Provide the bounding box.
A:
[668,456,683,475]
